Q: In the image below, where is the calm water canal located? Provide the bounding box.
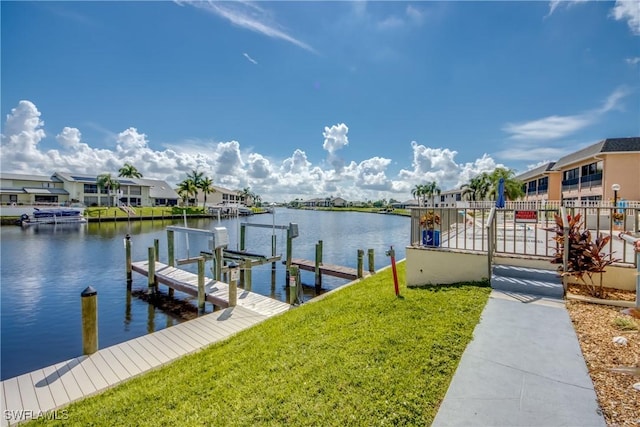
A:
[0,209,409,380]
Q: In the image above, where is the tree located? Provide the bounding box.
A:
[199,177,215,210]
[186,170,204,206]
[461,174,491,202]
[411,184,425,207]
[117,163,143,206]
[488,167,524,201]
[177,179,197,206]
[239,187,255,206]
[118,163,143,179]
[423,181,441,208]
[96,173,120,207]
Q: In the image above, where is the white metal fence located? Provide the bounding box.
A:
[411,205,640,265]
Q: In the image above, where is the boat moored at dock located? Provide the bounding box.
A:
[20,207,87,226]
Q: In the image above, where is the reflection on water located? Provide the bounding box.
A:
[1,209,408,379]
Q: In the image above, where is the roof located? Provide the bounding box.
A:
[134,178,179,199]
[23,188,69,195]
[515,162,556,181]
[552,137,640,170]
[0,173,57,182]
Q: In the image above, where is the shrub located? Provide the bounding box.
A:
[547,213,618,298]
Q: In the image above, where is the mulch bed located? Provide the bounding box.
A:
[566,285,639,426]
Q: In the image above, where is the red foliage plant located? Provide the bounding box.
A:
[546,213,619,298]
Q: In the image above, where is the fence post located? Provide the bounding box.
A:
[81,286,98,355]
[125,234,132,287]
[198,257,205,315]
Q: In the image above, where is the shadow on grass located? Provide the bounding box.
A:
[408,280,491,292]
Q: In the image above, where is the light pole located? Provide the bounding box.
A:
[612,183,620,208]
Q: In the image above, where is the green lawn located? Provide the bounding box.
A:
[29,263,489,426]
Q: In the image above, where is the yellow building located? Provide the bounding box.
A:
[517,137,640,205]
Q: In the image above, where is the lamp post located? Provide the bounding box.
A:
[612,183,620,208]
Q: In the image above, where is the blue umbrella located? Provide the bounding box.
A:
[496,178,506,208]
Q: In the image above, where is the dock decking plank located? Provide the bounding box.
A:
[160,326,201,352]
[77,357,109,391]
[1,383,8,427]
[89,352,126,384]
[28,370,56,414]
[16,373,40,414]
[3,378,24,423]
[65,357,98,398]
[134,336,173,365]
[121,341,162,371]
[49,359,84,403]
[106,346,144,378]
[39,364,70,408]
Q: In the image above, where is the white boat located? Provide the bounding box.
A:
[20,208,87,226]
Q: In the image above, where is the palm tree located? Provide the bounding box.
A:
[96,173,121,207]
[411,184,425,207]
[177,179,197,206]
[118,163,143,179]
[186,170,204,206]
[117,163,143,206]
[239,187,255,206]
[199,177,215,210]
[461,174,491,202]
[488,167,524,201]
[423,181,441,208]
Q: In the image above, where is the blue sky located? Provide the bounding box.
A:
[1,1,638,202]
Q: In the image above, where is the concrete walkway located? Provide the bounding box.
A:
[433,290,606,427]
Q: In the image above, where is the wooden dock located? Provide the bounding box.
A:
[131,261,287,315]
[1,288,289,426]
[289,258,368,281]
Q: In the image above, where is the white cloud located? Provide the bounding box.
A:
[396,142,502,192]
[546,0,589,18]
[626,56,640,65]
[243,52,258,65]
[2,100,510,202]
[502,86,632,140]
[405,5,424,24]
[611,0,640,35]
[178,1,316,53]
[503,115,591,140]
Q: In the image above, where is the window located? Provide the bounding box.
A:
[563,168,579,181]
[455,194,461,201]
[84,184,98,194]
[440,195,445,202]
[537,177,548,193]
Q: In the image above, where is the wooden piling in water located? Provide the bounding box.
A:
[81,286,98,355]
[148,247,157,292]
[285,228,293,284]
[197,257,205,315]
[167,230,175,297]
[228,262,238,307]
[368,248,375,274]
[357,249,364,278]
[215,247,223,281]
[125,234,132,286]
[315,241,323,288]
[154,239,160,262]
[240,224,246,252]
[244,259,252,291]
[289,265,299,305]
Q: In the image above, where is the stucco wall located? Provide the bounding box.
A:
[406,247,488,287]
